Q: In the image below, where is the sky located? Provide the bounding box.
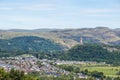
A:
[0,0,120,29]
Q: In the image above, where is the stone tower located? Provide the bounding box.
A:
[80,37,83,45]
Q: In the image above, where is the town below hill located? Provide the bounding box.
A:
[0,54,120,80]
[0,27,120,80]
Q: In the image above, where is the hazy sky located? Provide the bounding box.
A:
[0,0,120,29]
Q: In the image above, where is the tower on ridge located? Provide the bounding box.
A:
[80,36,83,45]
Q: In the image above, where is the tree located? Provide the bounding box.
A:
[74,67,80,73]
[81,69,89,75]
[9,69,25,80]
[116,71,120,75]
[91,71,104,78]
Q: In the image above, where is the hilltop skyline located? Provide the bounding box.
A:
[0,0,120,29]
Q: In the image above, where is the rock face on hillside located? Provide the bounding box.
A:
[0,27,120,48]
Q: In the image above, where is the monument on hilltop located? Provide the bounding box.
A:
[80,36,83,45]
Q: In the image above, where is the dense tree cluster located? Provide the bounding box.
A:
[1,44,120,65]
[0,68,38,80]
[60,44,120,65]
[0,68,105,80]
[0,36,64,55]
[57,65,80,73]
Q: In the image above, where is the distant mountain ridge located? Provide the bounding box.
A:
[0,29,59,32]
[0,27,120,48]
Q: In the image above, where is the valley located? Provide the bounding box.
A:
[0,27,120,80]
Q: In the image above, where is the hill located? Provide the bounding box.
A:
[60,44,120,65]
[0,36,64,53]
[0,27,120,48]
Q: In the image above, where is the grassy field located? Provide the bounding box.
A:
[81,66,120,77]
[60,63,120,77]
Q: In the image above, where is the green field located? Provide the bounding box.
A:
[60,63,120,77]
[81,66,120,77]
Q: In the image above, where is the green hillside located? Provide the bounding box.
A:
[0,36,64,53]
[0,27,120,48]
[61,44,120,65]
[65,44,112,61]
